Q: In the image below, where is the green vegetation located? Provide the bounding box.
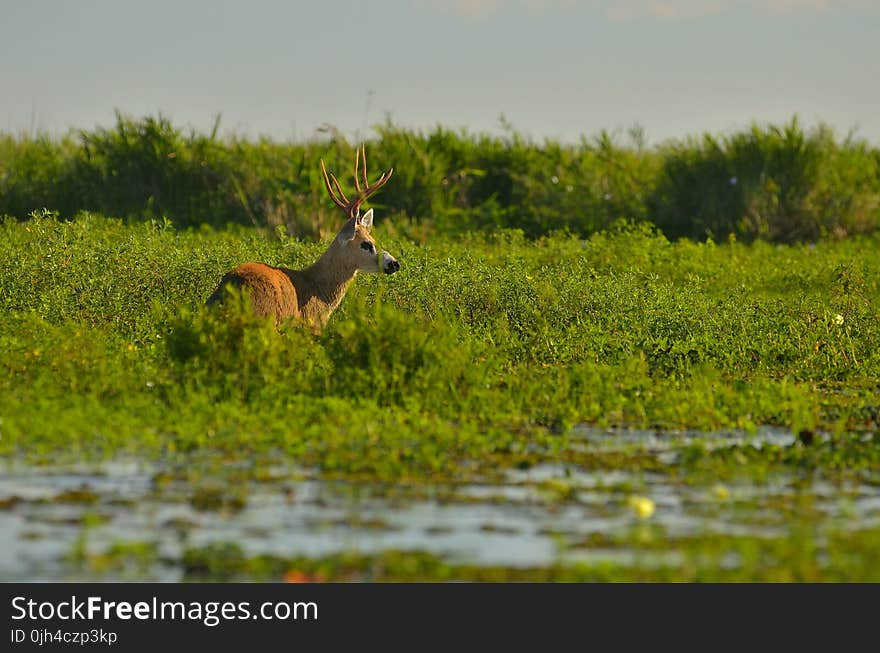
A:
[180,522,880,581]
[1,116,879,581]
[2,213,878,470]
[59,525,880,582]
[2,114,879,242]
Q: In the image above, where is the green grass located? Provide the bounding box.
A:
[1,213,879,580]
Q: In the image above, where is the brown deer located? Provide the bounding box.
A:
[206,145,400,328]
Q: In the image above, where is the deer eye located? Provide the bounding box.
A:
[360,242,375,254]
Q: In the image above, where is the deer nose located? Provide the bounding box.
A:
[384,259,400,275]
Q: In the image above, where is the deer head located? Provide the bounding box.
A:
[321,145,400,276]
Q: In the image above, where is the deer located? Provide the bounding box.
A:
[206,145,400,329]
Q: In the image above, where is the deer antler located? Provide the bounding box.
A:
[320,144,394,219]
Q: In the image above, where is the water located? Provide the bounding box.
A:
[1,427,878,580]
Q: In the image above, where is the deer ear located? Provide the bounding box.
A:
[337,217,357,243]
[358,208,374,232]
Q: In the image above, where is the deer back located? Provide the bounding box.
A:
[206,262,300,323]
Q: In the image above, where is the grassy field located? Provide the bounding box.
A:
[1,213,879,581]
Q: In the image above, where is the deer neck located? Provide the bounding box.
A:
[297,240,357,325]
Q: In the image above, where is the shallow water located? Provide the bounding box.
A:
[1,426,878,580]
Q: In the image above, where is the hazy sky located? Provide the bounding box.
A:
[2,1,878,145]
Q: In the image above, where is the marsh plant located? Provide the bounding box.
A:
[2,114,878,242]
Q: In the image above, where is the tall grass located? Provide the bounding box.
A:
[650,119,880,242]
[2,113,878,242]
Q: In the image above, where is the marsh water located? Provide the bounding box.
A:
[2,426,878,581]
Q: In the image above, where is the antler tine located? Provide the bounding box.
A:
[320,159,349,210]
[368,167,394,196]
[350,169,394,216]
[360,144,369,191]
[352,144,373,197]
[329,172,351,206]
[353,145,363,195]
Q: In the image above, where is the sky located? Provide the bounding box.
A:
[1,0,878,145]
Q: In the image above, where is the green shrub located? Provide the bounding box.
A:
[650,118,880,242]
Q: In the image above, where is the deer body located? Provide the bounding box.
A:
[207,147,400,328]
